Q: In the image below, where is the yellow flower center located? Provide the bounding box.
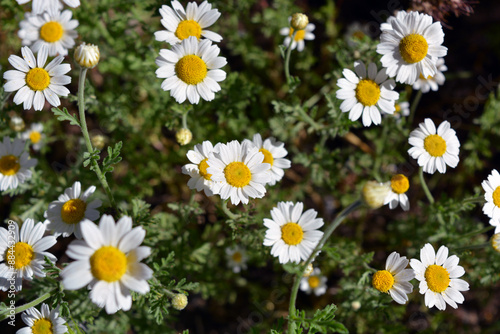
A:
[288,28,306,41]
[90,246,128,282]
[175,20,202,40]
[372,270,394,293]
[32,318,53,334]
[223,162,252,188]
[26,68,50,91]
[9,242,34,270]
[231,251,242,263]
[423,134,447,157]
[308,275,320,289]
[352,30,365,40]
[40,21,64,43]
[60,199,87,224]
[390,174,409,194]
[424,264,450,293]
[259,148,274,166]
[492,186,500,207]
[175,55,208,85]
[0,155,21,176]
[198,158,212,180]
[29,131,42,144]
[399,34,429,64]
[394,104,401,114]
[281,222,304,246]
[355,79,381,106]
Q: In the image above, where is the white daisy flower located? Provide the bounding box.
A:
[408,118,460,174]
[336,61,399,127]
[21,123,45,151]
[181,140,222,196]
[300,267,327,296]
[279,16,315,52]
[263,202,324,264]
[384,174,410,211]
[344,21,371,47]
[225,246,248,273]
[392,101,410,119]
[376,11,448,85]
[410,244,469,310]
[16,0,80,14]
[154,0,222,45]
[3,45,71,111]
[206,140,271,205]
[0,219,56,292]
[0,136,37,191]
[18,9,79,57]
[413,58,447,93]
[481,169,500,232]
[17,303,67,334]
[243,134,291,186]
[61,215,153,314]
[372,251,414,304]
[44,181,102,239]
[156,36,227,104]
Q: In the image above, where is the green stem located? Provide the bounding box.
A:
[452,242,490,252]
[419,167,434,204]
[462,196,485,205]
[284,31,297,85]
[0,290,53,321]
[373,125,389,182]
[221,199,240,220]
[458,225,495,240]
[181,109,189,129]
[78,68,116,209]
[297,108,322,131]
[287,200,362,333]
[408,89,422,124]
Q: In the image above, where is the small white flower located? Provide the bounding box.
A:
[44,181,102,239]
[16,0,80,14]
[377,11,447,85]
[410,244,469,310]
[155,0,222,45]
[0,136,37,191]
[21,123,45,151]
[3,45,71,111]
[413,58,447,93]
[243,134,291,186]
[207,140,271,205]
[408,118,460,174]
[336,61,399,127]
[17,303,67,334]
[182,140,222,196]
[279,16,315,52]
[61,215,153,314]
[481,169,500,232]
[18,9,79,57]
[263,202,324,264]
[300,268,327,296]
[384,174,410,211]
[225,246,248,273]
[156,36,227,104]
[372,251,414,304]
[0,219,56,292]
[391,101,410,119]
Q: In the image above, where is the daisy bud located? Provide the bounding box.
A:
[291,13,309,30]
[351,301,361,311]
[176,128,192,146]
[492,233,500,253]
[74,43,100,69]
[362,181,391,209]
[9,116,25,132]
[172,294,188,310]
[91,134,107,150]
[303,263,314,277]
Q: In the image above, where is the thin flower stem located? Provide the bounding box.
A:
[287,200,362,333]
[0,290,54,321]
[409,89,422,124]
[462,196,485,205]
[419,167,434,204]
[284,31,297,85]
[181,109,189,129]
[78,68,116,209]
[221,199,241,220]
[452,242,491,252]
[457,225,495,239]
[297,108,322,131]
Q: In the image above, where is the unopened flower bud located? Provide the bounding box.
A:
[351,300,361,311]
[172,293,188,310]
[291,13,309,30]
[91,134,107,150]
[303,263,314,277]
[74,43,100,68]
[362,181,390,209]
[176,128,192,146]
[9,116,25,132]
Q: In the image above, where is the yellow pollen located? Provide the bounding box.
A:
[175,55,208,85]
[352,30,365,40]
[26,68,50,91]
[390,174,409,194]
[40,21,63,43]
[60,199,87,224]
[395,104,401,113]
[281,223,304,246]
[90,246,127,282]
[198,158,212,180]
[259,148,274,166]
[492,187,500,207]
[355,79,381,106]
[424,264,450,293]
[288,28,306,42]
[9,242,34,270]
[372,270,394,293]
[224,162,252,188]
[424,134,447,157]
[0,155,21,176]
[232,252,242,263]
[29,131,42,144]
[32,318,53,334]
[399,34,428,64]
[308,275,320,289]
[175,20,202,40]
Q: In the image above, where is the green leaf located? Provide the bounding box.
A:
[51,107,81,127]
[102,141,123,175]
